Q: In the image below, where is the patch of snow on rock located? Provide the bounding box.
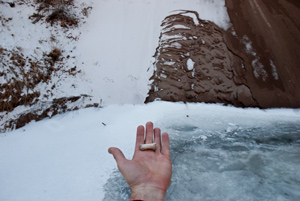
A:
[187,58,195,70]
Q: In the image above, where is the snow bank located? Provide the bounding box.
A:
[1,0,231,131]
[0,102,299,201]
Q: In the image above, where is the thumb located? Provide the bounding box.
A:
[108,147,127,165]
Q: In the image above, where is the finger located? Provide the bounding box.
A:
[108,147,127,166]
[145,121,154,144]
[154,128,161,154]
[162,132,170,157]
[135,125,145,153]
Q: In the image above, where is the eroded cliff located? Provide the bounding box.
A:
[146,0,300,108]
[146,10,258,107]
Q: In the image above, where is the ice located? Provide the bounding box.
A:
[1,0,299,200]
[165,123,300,200]
[101,103,300,200]
[1,102,300,200]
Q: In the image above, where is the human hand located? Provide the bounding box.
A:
[108,122,172,201]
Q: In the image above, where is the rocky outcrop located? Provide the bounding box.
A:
[145,10,258,107]
[225,0,300,108]
[146,1,300,108]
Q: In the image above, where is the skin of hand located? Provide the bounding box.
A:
[108,122,172,201]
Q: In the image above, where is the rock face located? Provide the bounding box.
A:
[225,0,300,108]
[145,10,258,107]
[146,1,300,108]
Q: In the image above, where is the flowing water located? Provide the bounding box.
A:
[104,117,300,200]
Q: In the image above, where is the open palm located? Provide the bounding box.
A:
[108,122,172,201]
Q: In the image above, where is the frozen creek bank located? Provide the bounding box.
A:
[103,103,300,200]
[2,0,299,132]
[0,0,230,132]
[0,102,300,200]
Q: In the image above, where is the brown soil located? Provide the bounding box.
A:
[1,95,98,132]
[0,1,94,132]
[0,47,65,113]
[29,0,79,27]
[146,1,300,108]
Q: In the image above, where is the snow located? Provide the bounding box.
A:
[186,58,195,70]
[0,3,51,55]
[0,1,95,128]
[160,73,168,79]
[270,59,279,80]
[2,0,299,200]
[178,12,200,26]
[161,34,183,42]
[74,0,230,106]
[242,35,268,81]
[0,0,230,108]
[0,102,300,200]
[163,61,176,66]
[170,24,191,30]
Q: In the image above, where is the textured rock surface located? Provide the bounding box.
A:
[225,0,300,108]
[146,1,300,108]
[145,10,258,107]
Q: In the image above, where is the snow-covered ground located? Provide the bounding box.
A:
[75,0,230,105]
[0,0,230,130]
[0,102,300,200]
[1,0,300,200]
[0,0,231,106]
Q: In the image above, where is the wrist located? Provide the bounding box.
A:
[130,184,166,201]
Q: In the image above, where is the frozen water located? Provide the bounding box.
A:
[104,112,300,200]
[1,102,300,200]
[166,123,300,200]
